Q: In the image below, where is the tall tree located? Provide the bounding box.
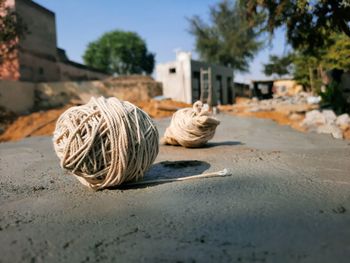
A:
[0,0,27,64]
[241,0,350,55]
[322,33,350,70]
[83,30,155,75]
[268,33,350,91]
[188,0,263,72]
[292,52,320,91]
[263,54,294,77]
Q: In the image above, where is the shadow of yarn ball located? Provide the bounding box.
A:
[160,160,205,169]
[203,141,243,148]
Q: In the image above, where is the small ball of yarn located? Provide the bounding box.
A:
[162,101,220,148]
[53,97,159,190]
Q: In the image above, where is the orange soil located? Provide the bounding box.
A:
[219,97,308,132]
[232,110,306,132]
[344,128,350,140]
[0,99,191,142]
[135,99,191,118]
[235,97,252,104]
[0,106,71,142]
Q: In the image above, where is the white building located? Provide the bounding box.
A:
[156,52,234,105]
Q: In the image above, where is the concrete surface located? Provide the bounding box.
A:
[1,114,350,263]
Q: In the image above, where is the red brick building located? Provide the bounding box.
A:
[0,0,108,82]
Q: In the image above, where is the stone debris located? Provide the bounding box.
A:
[335,113,350,130]
[302,110,350,139]
[317,124,343,139]
[238,92,317,114]
[230,92,320,118]
[322,110,337,124]
[219,93,319,133]
[220,92,350,140]
[306,96,322,105]
[301,110,326,129]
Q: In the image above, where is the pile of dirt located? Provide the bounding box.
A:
[0,99,191,142]
[135,99,190,118]
[0,106,71,142]
[35,75,162,110]
[0,107,17,135]
[106,75,155,83]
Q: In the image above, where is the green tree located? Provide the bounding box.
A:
[188,0,263,72]
[241,0,350,55]
[292,33,350,90]
[0,0,27,64]
[263,54,293,77]
[322,33,350,70]
[83,30,155,75]
[292,53,321,91]
[263,33,350,92]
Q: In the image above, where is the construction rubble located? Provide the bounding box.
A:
[220,93,350,140]
[302,110,350,139]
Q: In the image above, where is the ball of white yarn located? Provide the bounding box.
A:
[53,97,159,190]
[162,101,220,148]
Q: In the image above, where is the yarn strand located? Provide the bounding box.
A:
[125,168,231,187]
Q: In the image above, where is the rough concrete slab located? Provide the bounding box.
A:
[0,114,350,263]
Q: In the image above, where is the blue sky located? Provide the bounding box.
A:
[35,0,289,83]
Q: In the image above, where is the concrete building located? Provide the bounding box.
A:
[156,52,234,105]
[252,78,304,99]
[234,82,251,98]
[273,79,303,96]
[0,0,108,82]
[251,80,274,99]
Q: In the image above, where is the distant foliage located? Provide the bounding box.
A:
[320,80,350,114]
[0,0,28,64]
[292,53,319,89]
[263,54,294,77]
[188,0,263,72]
[322,34,350,70]
[264,32,350,89]
[295,33,350,89]
[83,30,155,75]
[293,33,350,114]
[241,0,350,55]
